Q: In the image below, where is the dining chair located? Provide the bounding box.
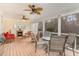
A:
[65,33,76,56]
[44,31,51,37]
[31,33,36,43]
[48,35,66,56]
[35,32,48,53]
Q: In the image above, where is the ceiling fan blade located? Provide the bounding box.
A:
[30,10,41,15]
[28,5,33,9]
[36,11,41,15]
[36,8,43,11]
[24,9,32,11]
[30,11,34,14]
[25,17,29,19]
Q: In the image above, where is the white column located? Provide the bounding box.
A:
[43,21,45,36]
[31,23,38,35]
[58,17,61,36]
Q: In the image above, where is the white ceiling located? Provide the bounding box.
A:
[0,3,79,22]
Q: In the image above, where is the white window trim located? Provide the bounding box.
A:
[58,17,61,36]
[43,21,45,36]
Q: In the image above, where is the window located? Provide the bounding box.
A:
[38,22,43,31]
[61,13,79,50]
[61,14,77,33]
[45,18,58,32]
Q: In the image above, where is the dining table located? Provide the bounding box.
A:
[42,36,50,53]
[42,36,50,41]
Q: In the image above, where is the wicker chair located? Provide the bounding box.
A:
[65,33,76,56]
[48,35,66,56]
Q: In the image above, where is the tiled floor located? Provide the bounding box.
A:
[0,37,79,56]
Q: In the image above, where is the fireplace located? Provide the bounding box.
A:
[17,29,23,37]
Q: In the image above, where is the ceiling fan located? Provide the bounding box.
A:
[24,4,43,15]
[21,15,29,20]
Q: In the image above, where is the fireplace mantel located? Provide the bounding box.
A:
[17,29,23,37]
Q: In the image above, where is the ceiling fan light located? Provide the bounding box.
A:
[22,18,26,21]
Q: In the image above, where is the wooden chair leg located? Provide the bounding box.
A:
[59,52,61,56]
[48,51,50,56]
[59,52,64,56]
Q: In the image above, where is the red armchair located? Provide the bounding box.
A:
[3,32,15,40]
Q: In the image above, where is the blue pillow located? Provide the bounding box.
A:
[0,35,4,43]
[0,38,4,43]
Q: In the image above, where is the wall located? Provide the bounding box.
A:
[2,18,31,35]
[0,17,39,36]
[0,19,1,34]
[0,17,4,34]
